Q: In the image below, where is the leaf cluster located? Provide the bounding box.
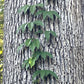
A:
[35,10,60,20]
[17,38,40,52]
[22,51,53,69]
[17,20,44,33]
[32,70,58,80]
[17,4,43,14]
[45,31,56,40]
[17,3,60,82]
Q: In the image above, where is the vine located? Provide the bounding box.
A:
[17,2,60,83]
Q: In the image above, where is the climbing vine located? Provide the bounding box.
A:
[17,2,60,83]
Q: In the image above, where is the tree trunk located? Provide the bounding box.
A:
[3,0,84,84]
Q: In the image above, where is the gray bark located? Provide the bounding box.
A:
[3,0,84,84]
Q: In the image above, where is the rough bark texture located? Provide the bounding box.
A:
[3,0,84,84]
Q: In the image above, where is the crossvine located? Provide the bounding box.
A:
[17,2,60,83]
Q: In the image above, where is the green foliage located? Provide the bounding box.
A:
[22,59,29,69]
[27,22,34,31]
[22,51,52,69]
[17,23,27,33]
[33,20,44,27]
[35,10,60,20]
[22,57,37,69]
[18,39,40,52]
[33,79,40,84]
[17,2,60,83]
[45,31,56,40]
[17,43,24,52]
[32,70,58,80]
[35,30,43,35]
[29,57,36,68]
[29,39,40,52]
[30,5,36,15]
[25,39,32,47]
[17,20,44,33]
[17,5,30,14]
[17,5,29,14]
[17,4,43,14]
[33,51,53,60]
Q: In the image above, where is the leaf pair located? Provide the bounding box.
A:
[35,30,56,41]
[17,39,40,52]
[22,51,52,69]
[22,56,37,69]
[22,59,29,69]
[35,10,60,20]
[16,20,44,33]
[35,30,43,35]
[45,31,56,40]
[28,39,40,52]
[17,4,43,14]
[22,57,36,69]
[33,51,53,60]
[32,70,58,80]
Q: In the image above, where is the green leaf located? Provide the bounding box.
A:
[30,58,36,68]
[34,20,44,27]
[29,39,40,51]
[29,39,40,52]
[33,79,40,84]
[48,11,53,20]
[25,39,32,47]
[30,5,36,15]
[32,70,40,80]
[35,10,54,20]
[32,70,58,80]
[41,52,46,60]
[45,31,50,41]
[43,11,53,20]
[41,52,53,60]
[24,5,30,14]
[32,51,52,60]
[28,22,34,31]
[36,10,60,20]
[22,57,37,69]
[34,39,40,49]
[17,5,29,13]
[51,11,60,18]
[21,23,28,32]
[17,43,24,52]
[50,31,56,37]
[45,31,56,40]
[49,70,58,79]
[36,4,43,8]
[40,70,45,80]
[44,52,53,58]
[25,62,29,70]
[32,51,40,60]
[22,60,28,69]
[35,30,43,34]
[43,11,48,20]
[29,41,35,52]
[17,23,27,33]
[35,10,43,16]
[28,57,36,68]
[45,70,50,77]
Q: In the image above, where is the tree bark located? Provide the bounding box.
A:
[3,0,84,84]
